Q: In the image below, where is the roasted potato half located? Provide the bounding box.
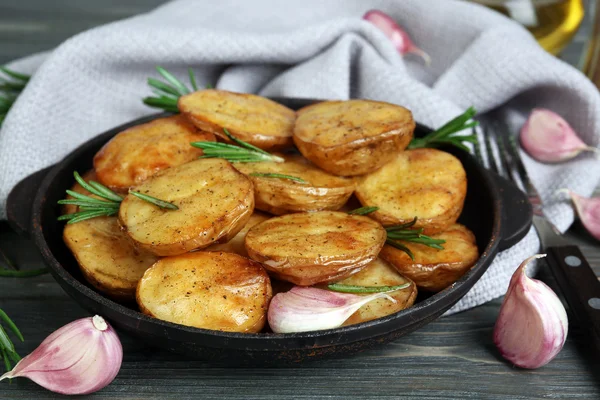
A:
[234,154,355,215]
[204,212,270,257]
[178,89,296,150]
[245,211,386,286]
[293,100,415,176]
[94,115,215,192]
[61,170,100,215]
[137,252,272,333]
[119,159,254,256]
[337,258,417,326]
[355,148,467,235]
[63,217,159,300]
[379,224,479,292]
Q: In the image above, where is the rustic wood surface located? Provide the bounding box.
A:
[1,1,600,399]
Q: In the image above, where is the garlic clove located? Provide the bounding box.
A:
[520,108,599,163]
[268,286,396,333]
[494,254,568,369]
[562,190,600,240]
[363,10,431,65]
[0,315,122,395]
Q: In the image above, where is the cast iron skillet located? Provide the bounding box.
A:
[6,98,532,364]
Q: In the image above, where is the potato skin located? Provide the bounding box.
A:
[61,170,100,215]
[234,154,355,215]
[245,211,387,286]
[93,115,215,192]
[337,258,417,326]
[118,159,254,256]
[355,148,467,235]
[178,89,296,150]
[204,212,270,257]
[293,100,414,176]
[136,252,272,333]
[379,224,479,292]
[63,217,159,300]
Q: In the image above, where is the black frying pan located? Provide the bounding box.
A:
[6,98,532,364]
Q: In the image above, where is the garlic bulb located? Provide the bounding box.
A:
[268,286,395,333]
[562,190,600,240]
[0,315,122,395]
[520,108,599,163]
[494,255,568,369]
[363,10,431,65]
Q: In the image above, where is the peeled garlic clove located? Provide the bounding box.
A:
[563,190,600,240]
[268,286,396,333]
[0,315,122,395]
[520,108,599,163]
[363,10,431,65]
[494,254,568,369]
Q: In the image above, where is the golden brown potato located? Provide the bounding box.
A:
[204,212,270,257]
[94,115,215,192]
[136,252,271,333]
[63,217,159,300]
[178,89,295,150]
[355,148,467,235]
[293,100,414,176]
[337,258,417,326]
[245,211,386,286]
[379,224,479,292]
[61,170,100,215]
[119,159,254,257]
[234,154,355,215]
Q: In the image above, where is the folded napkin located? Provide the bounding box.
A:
[1,0,599,313]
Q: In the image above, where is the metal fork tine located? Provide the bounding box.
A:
[488,120,513,179]
[481,122,501,175]
[472,126,485,166]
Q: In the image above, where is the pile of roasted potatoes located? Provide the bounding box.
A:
[62,90,478,333]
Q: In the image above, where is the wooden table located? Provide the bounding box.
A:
[1,1,600,398]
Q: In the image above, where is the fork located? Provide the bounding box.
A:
[478,114,600,352]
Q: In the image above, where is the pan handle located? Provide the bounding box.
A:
[494,173,533,251]
[6,165,54,238]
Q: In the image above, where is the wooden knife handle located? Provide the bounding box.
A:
[545,245,600,352]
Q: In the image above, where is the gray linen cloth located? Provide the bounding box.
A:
[1,0,599,313]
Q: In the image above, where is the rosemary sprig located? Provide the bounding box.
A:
[191,128,284,163]
[327,283,410,294]
[347,206,379,215]
[143,66,211,112]
[385,217,446,261]
[408,107,478,152]
[0,309,23,373]
[57,172,177,224]
[0,66,30,127]
[249,173,306,183]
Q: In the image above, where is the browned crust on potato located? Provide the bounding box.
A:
[178,89,295,150]
[93,115,215,192]
[136,252,272,333]
[245,211,386,286]
[118,159,254,256]
[293,100,415,176]
[355,148,467,235]
[379,224,479,292]
[234,154,355,215]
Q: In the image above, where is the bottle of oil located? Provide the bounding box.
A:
[469,0,584,55]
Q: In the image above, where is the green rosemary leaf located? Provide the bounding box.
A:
[0,325,15,354]
[0,66,30,82]
[385,217,418,231]
[6,348,20,364]
[0,249,17,271]
[188,68,198,91]
[0,310,23,343]
[408,107,478,151]
[87,181,123,202]
[347,206,379,215]
[205,83,213,89]
[58,209,116,224]
[0,347,12,373]
[327,283,411,294]
[143,96,179,112]
[73,172,121,203]
[192,136,284,163]
[156,66,190,95]
[0,268,48,278]
[249,173,306,183]
[57,198,119,208]
[129,191,179,210]
[385,239,415,261]
[147,78,181,97]
[222,128,274,157]
[0,81,27,92]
